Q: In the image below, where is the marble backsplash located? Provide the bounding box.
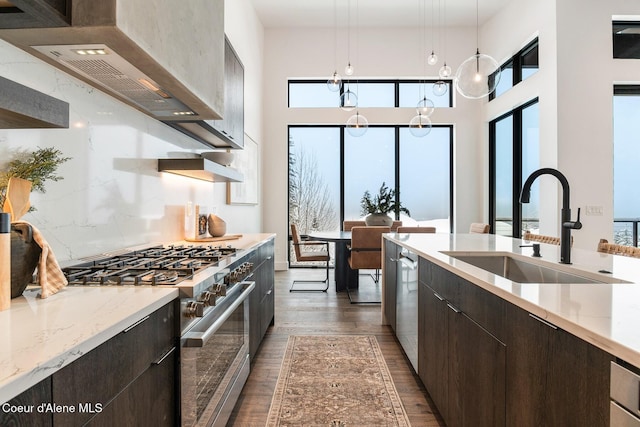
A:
[0,39,259,262]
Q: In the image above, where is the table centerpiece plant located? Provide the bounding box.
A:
[360,182,410,226]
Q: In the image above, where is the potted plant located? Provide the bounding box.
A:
[0,147,70,212]
[360,182,410,226]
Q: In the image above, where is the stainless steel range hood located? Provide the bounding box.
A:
[0,0,225,121]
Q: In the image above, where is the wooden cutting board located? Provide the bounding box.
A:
[3,177,31,221]
[185,234,243,242]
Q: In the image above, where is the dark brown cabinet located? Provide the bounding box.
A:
[505,302,613,427]
[412,255,614,427]
[0,377,52,426]
[0,300,178,426]
[52,300,178,426]
[210,38,245,148]
[418,262,505,427]
[249,239,275,360]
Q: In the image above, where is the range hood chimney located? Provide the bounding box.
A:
[0,0,225,122]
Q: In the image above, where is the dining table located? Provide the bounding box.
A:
[306,231,358,292]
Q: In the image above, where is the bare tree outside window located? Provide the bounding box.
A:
[289,137,337,235]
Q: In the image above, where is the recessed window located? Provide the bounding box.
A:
[490,38,538,101]
[613,22,640,59]
[289,79,453,108]
[398,82,453,108]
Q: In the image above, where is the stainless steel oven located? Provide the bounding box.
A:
[62,243,257,426]
[180,281,254,427]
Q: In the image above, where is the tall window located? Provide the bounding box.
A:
[490,99,539,237]
[613,86,640,246]
[288,125,453,265]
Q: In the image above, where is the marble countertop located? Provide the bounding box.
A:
[0,233,275,404]
[0,286,178,404]
[384,233,640,368]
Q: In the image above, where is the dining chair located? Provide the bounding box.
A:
[347,226,390,303]
[289,224,330,292]
[469,223,490,233]
[343,220,366,231]
[391,221,403,231]
[597,238,640,258]
[396,226,436,233]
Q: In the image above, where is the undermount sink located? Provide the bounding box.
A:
[443,252,627,284]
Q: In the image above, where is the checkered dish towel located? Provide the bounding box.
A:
[15,221,68,298]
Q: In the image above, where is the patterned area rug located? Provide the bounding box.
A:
[266,335,411,426]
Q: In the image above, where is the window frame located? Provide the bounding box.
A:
[489,98,539,237]
[489,38,539,101]
[287,123,454,266]
[287,78,454,108]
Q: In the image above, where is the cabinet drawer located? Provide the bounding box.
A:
[611,401,640,427]
[611,361,640,417]
[53,300,177,425]
[429,262,460,304]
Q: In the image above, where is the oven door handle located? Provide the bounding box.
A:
[182,281,255,347]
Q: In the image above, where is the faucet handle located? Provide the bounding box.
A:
[563,207,582,230]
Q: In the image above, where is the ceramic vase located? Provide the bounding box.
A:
[365,213,393,226]
[208,214,227,237]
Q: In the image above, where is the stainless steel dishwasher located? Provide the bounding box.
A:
[395,249,419,372]
[610,360,640,426]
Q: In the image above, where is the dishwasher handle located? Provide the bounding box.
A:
[392,251,417,269]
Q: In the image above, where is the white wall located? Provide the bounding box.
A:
[484,0,640,250]
[262,25,488,270]
[0,3,264,262]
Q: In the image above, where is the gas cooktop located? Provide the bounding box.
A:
[62,245,238,287]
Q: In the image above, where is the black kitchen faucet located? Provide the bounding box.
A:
[520,168,582,264]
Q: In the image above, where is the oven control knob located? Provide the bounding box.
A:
[214,284,226,297]
[185,301,205,317]
[200,291,216,307]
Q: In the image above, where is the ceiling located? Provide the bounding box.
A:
[248,0,511,29]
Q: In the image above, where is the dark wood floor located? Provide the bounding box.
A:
[228,268,445,426]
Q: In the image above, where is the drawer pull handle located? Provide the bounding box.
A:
[154,347,176,365]
[123,315,150,333]
[528,313,558,330]
[433,292,445,301]
[266,289,272,295]
[447,303,461,313]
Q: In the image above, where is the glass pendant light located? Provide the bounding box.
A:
[439,62,452,78]
[427,51,438,66]
[433,81,448,96]
[416,96,435,117]
[340,86,358,111]
[455,49,501,99]
[327,71,342,92]
[346,111,368,137]
[454,0,501,99]
[409,113,432,137]
[345,62,354,76]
